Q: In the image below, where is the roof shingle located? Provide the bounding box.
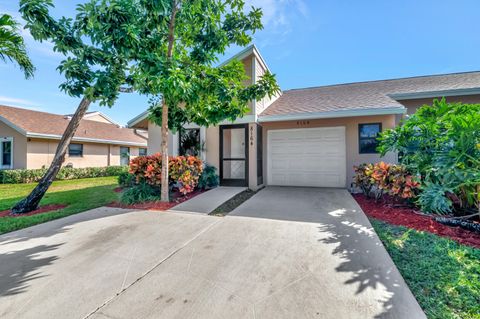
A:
[0,105,147,146]
[260,71,480,117]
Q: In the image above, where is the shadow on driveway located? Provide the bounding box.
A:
[230,186,426,319]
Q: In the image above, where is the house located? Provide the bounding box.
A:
[128,45,480,190]
[0,105,148,170]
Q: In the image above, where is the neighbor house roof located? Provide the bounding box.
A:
[259,71,480,121]
[0,105,147,146]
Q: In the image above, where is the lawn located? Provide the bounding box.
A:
[371,219,480,319]
[0,176,120,234]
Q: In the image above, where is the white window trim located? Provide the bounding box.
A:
[0,137,13,169]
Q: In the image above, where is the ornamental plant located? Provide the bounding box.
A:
[353,162,420,201]
[129,153,203,195]
[378,99,480,215]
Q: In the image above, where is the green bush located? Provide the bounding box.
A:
[197,164,219,189]
[118,171,135,187]
[120,181,160,204]
[378,98,480,215]
[0,166,128,184]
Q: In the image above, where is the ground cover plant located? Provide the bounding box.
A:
[0,177,119,234]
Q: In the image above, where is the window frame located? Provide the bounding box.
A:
[68,143,84,157]
[139,148,147,156]
[358,123,382,154]
[0,137,13,169]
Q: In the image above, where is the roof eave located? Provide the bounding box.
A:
[0,115,27,135]
[26,132,147,147]
[258,107,406,123]
[389,87,480,100]
[127,110,149,128]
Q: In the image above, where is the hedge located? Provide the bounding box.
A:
[0,166,128,184]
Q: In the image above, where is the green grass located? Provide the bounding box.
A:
[0,176,120,234]
[370,219,480,319]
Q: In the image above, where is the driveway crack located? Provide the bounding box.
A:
[83,218,222,319]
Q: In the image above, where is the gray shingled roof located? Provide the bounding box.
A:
[260,71,480,117]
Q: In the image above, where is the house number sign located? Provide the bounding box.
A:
[250,126,254,146]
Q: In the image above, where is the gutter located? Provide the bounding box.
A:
[388,87,480,100]
[258,107,406,123]
[26,132,147,147]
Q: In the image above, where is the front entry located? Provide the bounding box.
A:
[219,124,248,186]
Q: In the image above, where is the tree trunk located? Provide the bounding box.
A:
[11,97,92,214]
[160,100,169,202]
[159,0,178,202]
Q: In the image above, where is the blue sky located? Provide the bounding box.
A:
[1,0,479,125]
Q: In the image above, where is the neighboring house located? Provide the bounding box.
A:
[128,44,480,190]
[0,105,148,170]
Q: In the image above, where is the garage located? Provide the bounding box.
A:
[267,126,346,188]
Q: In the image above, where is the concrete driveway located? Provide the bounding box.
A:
[0,188,425,319]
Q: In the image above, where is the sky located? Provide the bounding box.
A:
[1,0,480,125]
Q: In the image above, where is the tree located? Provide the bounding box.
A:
[129,0,280,201]
[12,0,138,213]
[0,13,35,78]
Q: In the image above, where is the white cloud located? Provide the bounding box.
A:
[0,96,43,110]
[244,0,308,49]
[245,0,308,28]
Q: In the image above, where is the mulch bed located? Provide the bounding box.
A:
[353,194,480,249]
[107,189,206,211]
[0,204,68,218]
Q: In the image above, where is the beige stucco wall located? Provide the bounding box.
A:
[205,126,220,170]
[147,123,175,155]
[25,138,142,169]
[254,56,280,116]
[398,94,480,115]
[0,122,27,169]
[260,115,398,189]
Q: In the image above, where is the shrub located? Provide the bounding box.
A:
[129,153,203,195]
[118,171,135,188]
[120,181,160,204]
[198,164,219,189]
[0,166,128,184]
[353,162,420,201]
[378,98,480,215]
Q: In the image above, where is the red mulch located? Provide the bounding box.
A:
[107,189,206,211]
[113,187,123,193]
[353,194,480,249]
[0,204,68,218]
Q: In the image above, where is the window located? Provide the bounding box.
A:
[359,123,382,154]
[139,148,147,156]
[179,128,201,156]
[120,147,130,166]
[68,143,83,157]
[1,138,13,168]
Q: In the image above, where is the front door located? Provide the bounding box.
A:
[220,124,248,186]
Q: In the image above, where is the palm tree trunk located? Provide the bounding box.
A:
[11,97,92,214]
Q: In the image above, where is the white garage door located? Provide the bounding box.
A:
[267,127,346,188]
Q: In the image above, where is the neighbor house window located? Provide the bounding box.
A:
[1,137,13,169]
[120,146,130,166]
[139,148,147,156]
[68,143,83,157]
[359,123,382,154]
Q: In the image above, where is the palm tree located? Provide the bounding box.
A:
[0,13,34,78]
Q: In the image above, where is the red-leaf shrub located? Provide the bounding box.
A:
[353,162,420,201]
[129,153,203,194]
